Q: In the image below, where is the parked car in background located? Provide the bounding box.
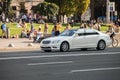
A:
[40,29,112,52]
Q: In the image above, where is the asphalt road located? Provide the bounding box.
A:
[0,47,120,80]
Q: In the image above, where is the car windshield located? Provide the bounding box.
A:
[59,29,77,36]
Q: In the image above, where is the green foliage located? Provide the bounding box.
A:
[60,0,75,16]
[19,2,27,14]
[45,0,60,6]
[46,3,59,16]
[75,0,90,16]
[33,2,59,17]
[8,7,15,19]
[35,2,47,15]
[45,0,75,16]
[45,0,90,16]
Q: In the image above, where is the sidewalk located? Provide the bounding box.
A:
[0,38,40,52]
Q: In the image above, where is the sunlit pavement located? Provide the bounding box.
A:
[0,33,120,52]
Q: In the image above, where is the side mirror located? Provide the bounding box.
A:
[74,33,78,37]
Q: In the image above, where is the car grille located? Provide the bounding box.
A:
[42,41,51,44]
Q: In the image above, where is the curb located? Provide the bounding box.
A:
[0,47,40,52]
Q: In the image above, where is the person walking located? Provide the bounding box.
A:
[1,21,7,38]
[30,22,34,33]
[29,22,34,40]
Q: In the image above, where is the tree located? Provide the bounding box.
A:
[45,0,75,22]
[75,0,90,21]
[8,7,15,19]
[34,2,47,16]
[19,2,27,14]
[45,0,90,22]
[33,2,59,17]
[46,3,59,17]
[45,0,75,16]
[0,0,13,18]
[2,0,12,14]
[61,0,75,16]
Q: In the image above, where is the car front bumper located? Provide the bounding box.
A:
[40,44,60,51]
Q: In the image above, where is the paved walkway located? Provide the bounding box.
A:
[0,33,120,52]
[0,38,40,52]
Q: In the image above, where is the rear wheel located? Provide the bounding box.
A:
[97,40,106,50]
[60,41,69,52]
[81,48,87,51]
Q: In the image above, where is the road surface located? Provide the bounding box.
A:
[0,48,120,80]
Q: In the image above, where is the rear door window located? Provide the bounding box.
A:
[85,29,99,35]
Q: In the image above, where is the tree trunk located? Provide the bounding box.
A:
[90,0,95,20]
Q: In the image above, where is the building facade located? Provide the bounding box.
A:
[10,0,44,17]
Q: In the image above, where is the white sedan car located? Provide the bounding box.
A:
[40,29,112,52]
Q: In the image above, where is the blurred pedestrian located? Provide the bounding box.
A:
[51,26,55,37]
[64,23,71,30]
[106,25,114,33]
[20,30,27,38]
[22,21,27,32]
[44,23,48,34]
[30,22,34,33]
[16,20,22,28]
[93,22,101,31]
[35,27,43,42]
[1,21,7,38]
[55,22,61,36]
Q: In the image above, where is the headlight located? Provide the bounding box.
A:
[52,40,61,44]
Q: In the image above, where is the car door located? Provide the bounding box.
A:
[84,29,99,47]
[71,29,86,48]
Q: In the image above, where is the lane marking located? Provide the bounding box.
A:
[0,52,120,60]
[70,67,120,73]
[28,61,73,66]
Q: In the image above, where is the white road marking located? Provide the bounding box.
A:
[28,61,73,66]
[0,52,120,60]
[70,67,120,73]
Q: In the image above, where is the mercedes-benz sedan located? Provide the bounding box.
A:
[40,29,112,52]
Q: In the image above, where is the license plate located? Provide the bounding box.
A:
[42,45,48,47]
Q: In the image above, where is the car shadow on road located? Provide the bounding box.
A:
[40,47,119,53]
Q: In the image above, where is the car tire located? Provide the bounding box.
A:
[60,41,69,52]
[97,40,106,50]
[81,48,87,51]
[44,50,51,52]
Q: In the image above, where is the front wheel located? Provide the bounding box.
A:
[97,40,106,50]
[112,39,118,47]
[60,42,69,52]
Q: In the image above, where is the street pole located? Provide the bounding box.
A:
[31,0,33,15]
[106,0,110,23]
[31,0,33,9]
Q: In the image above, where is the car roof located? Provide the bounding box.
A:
[68,28,101,34]
[76,28,98,33]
